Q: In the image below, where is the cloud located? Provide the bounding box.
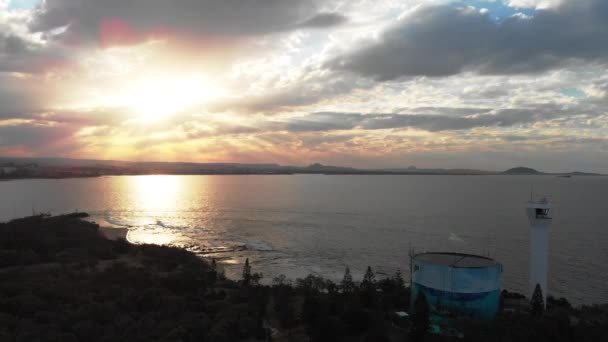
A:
[1,104,606,171]
[29,0,346,48]
[295,12,348,29]
[0,31,68,72]
[0,6,70,74]
[0,122,82,155]
[0,74,50,113]
[266,107,568,133]
[0,0,606,173]
[507,0,563,9]
[328,0,608,80]
[206,70,364,113]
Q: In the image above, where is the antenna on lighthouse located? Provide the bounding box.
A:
[526,196,552,308]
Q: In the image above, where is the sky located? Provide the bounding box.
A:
[0,0,607,172]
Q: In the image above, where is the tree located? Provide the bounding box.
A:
[242,258,252,287]
[410,292,430,342]
[273,284,295,331]
[340,267,355,294]
[361,266,376,292]
[250,272,263,286]
[272,274,289,287]
[363,314,390,342]
[530,283,545,317]
[360,266,377,308]
[325,279,337,294]
[296,274,327,293]
[393,269,405,289]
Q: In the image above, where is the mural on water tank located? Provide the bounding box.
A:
[410,254,503,320]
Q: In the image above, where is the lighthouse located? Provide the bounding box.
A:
[526,198,552,307]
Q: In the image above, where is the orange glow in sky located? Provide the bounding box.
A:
[1,0,607,172]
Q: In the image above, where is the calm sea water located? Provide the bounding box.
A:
[1,175,607,304]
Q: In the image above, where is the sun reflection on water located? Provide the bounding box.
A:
[132,175,183,213]
[126,175,190,246]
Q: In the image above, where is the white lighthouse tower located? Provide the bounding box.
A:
[526,197,552,307]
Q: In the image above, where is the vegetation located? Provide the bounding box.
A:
[0,214,607,341]
[410,293,430,342]
[531,283,546,317]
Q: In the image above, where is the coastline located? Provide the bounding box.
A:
[0,213,606,341]
[88,216,131,241]
[99,226,129,241]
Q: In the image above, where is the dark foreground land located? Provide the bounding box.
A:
[0,214,606,342]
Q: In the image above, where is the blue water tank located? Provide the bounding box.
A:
[410,252,503,320]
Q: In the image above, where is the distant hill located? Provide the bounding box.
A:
[503,167,542,175]
[382,166,493,175]
[0,157,603,177]
[303,163,356,172]
[561,171,603,176]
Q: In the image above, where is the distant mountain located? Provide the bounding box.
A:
[0,157,280,171]
[502,167,603,176]
[0,157,603,177]
[503,167,541,175]
[560,171,603,176]
[0,157,132,168]
[381,166,493,175]
[303,163,356,172]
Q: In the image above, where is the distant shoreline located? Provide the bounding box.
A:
[1,157,605,178]
[1,172,605,181]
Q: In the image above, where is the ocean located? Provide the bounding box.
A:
[1,174,606,304]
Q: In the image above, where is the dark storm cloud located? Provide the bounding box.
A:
[30,0,346,46]
[329,0,608,80]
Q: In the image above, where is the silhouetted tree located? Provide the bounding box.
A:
[363,314,390,342]
[340,267,355,294]
[547,296,572,310]
[394,268,405,289]
[310,315,342,342]
[360,266,377,308]
[361,266,376,291]
[250,272,263,286]
[272,274,289,287]
[410,292,430,342]
[273,282,295,332]
[531,283,545,317]
[325,279,338,294]
[242,258,252,287]
[296,274,327,293]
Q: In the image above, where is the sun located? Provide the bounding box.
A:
[120,74,222,121]
[72,71,226,122]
